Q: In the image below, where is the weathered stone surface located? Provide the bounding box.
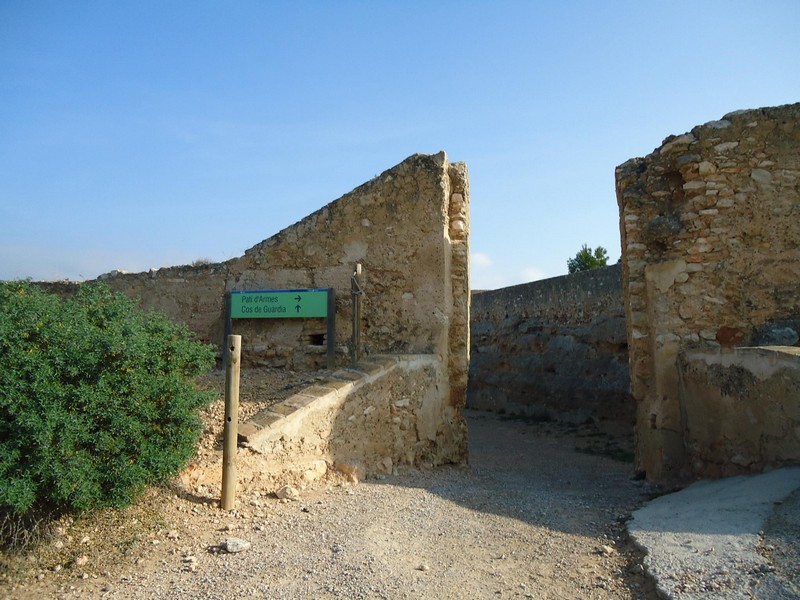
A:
[678,348,800,477]
[616,102,800,482]
[235,355,458,489]
[644,214,682,247]
[468,264,633,429]
[754,322,800,347]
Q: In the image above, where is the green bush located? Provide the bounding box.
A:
[567,244,609,273]
[0,282,215,521]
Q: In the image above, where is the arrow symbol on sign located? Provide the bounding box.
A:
[294,295,302,302]
[295,305,301,313]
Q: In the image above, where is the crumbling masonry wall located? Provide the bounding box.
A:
[616,103,800,482]
[468,265,633,429]
[95,152,470,468]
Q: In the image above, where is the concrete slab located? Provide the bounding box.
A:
[628,467,800,599]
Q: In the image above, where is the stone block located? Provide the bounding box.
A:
[269,403,298,416]
[249,411,284,428]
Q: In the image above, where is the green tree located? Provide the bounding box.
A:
[567,244,609,273]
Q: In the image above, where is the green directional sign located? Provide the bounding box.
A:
[230,289,329,319]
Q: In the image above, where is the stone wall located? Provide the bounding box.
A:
[616,103,800,482]
[228,355,456,490]
[468,264,633,429]
[678,347,800,478]
[91,151,470,467]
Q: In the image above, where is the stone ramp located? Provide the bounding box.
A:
[234,354,466,486]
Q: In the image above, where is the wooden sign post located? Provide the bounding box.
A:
[221,334,241,511]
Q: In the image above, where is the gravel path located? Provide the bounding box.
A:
[3,408,657,599]
[761,487,800,597]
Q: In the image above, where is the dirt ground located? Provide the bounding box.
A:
[1,369,659,599]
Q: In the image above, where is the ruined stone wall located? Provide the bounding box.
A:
[232,355,456,489]
[100,153,468,364]
[93,151,469,465]
[678,347,800,478]
[616,103,800,482]
[468,265,633,429]
[181,355,457,493]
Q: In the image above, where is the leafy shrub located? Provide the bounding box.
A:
[0,282,215,526]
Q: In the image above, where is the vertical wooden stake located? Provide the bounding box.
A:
[351,263,362,365]
[326,287,336,370]
[221,334,241,511]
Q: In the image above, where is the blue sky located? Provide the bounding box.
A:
[1,1,798,289]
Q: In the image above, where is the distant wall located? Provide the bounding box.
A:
[468,264,633,428]
[76,151,470,467]
[616,103,800,482]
